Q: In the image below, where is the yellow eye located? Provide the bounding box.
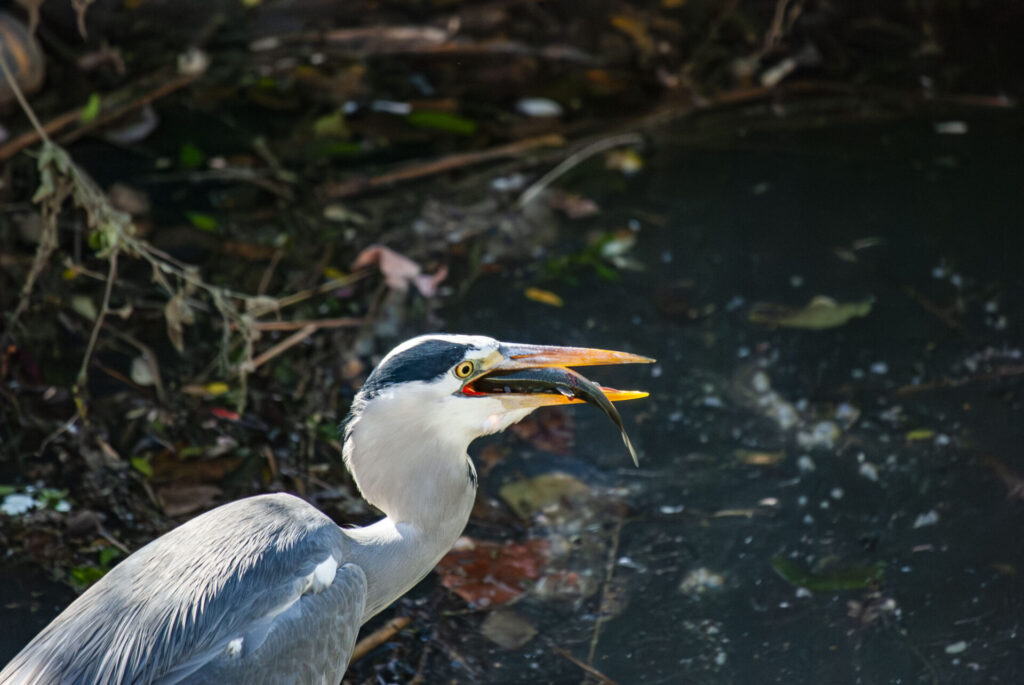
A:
[454,361,475,378]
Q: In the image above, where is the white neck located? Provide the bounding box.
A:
[341,387,479,621]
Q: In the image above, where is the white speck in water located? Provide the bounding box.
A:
[795,587,812,598]
[790,274,804,288]
[934,121,968,135]
[702,396,723,408]
[725,296,745,312]
[830,487,844,500]
[913,510,940,528]
[945,640,968,655]
[950,273,964,289]
[985,300,999,313]
[797,455,816,473]
[661,250,673,263]
[870,361,889,375]
[737,346,750,358]
[751,371,770,394]
[819,500,830,510]
[668,411,684,422]
[714,651,728,667]
[859,462,879,482]
[935,433,951,446]
[797,495,808,507]
[660,504,684,514]
[651,364,663,378]
[802,514,814,525]
[851,368,865,379]
[55,500,71,513]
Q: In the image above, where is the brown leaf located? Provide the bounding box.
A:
[351,244,446,297]
[164,292,194,354]
[436,537,549,607]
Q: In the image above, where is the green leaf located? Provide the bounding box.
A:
[130,456,153,477]
[771,556,885,591]
[179,142,206,170]
[185,212,219,232]
[406,110,478,136]
[98,547,122,568]
[69,565,107,589]
[0,485,17,496]
[80,93,102,123]
[312,111,350,139]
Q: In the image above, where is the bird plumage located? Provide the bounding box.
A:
[1,334,649,684]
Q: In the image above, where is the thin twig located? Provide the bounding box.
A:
[320,134,565,198]
[586,516,625,667]
[517,133,643,208]
[242,324,317,373]
[550,645,621,685]
[248,272,371,318]
[76,250,118,404]
[348,616,411,665]
[249,317,363,332]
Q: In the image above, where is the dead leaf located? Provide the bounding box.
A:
[748,296,874,330]
[499,471,592,520]
[480,608,537,650]
[436,537,549,607]
[351,244,447,297]
[524,287,563,308]
[164,292,194,354]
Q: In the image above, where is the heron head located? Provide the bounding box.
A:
[347,334,651,453]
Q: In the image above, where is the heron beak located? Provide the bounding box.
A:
[463,342,653,466]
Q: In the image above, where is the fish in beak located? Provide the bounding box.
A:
[462,343,653,466]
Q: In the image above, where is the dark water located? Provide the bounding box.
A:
[449,111,1024,683]
[4,111,1024,683]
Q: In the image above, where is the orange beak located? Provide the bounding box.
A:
[491,342,653,405]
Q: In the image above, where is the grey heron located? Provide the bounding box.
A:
[1,334,650,684]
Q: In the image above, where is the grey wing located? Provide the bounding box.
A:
[163,563,366,685]
[0,493,367,685]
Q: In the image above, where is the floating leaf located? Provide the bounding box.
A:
[749,296,874,330]
[905,428,935,442]
[185,212,218,232]
[406,110,478,136]
[500,472,592,521]
[436,538,549,607]
[480,609,537,650]
[69,565,106,589]
[79,93,102,123]
[524,287,563,307]
[771,556,885,591]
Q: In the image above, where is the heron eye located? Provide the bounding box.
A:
[454,361,475,378]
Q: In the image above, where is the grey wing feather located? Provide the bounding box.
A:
[0,493,366,685]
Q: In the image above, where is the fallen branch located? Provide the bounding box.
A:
[894,365,1024,396]
[517,133,643,208]
[348,616,411,665]
[319,133,565,198]
[250,317,363,332]
[0,68,195,162]
[241,323,317,373]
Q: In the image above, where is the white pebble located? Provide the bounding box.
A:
[797,455,816,473]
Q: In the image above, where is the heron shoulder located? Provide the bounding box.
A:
[0,493,357,685]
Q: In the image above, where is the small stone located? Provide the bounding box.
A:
[858,462,879,482]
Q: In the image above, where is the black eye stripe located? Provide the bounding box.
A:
[359,339,471,398]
